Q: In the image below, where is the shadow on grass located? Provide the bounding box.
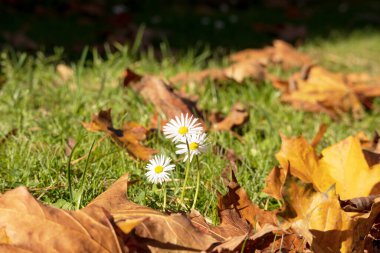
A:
[0,0,379,59]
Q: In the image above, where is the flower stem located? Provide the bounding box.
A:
[191,155,201,209]
[179,139,191,208]
[163,183,167,211]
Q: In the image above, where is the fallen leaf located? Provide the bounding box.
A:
[229,47,274,65]
[230,40,311,69]
[281,66,363,118]
[273,66,380,118]
[169,68,223,85]
[339,195,380,213]
[82,109,157,161]
[0,187,123,253]
[86,174,218,252]
[219,172,278,229]
[124,70,205,128]
[220,148,241,186]
[280,176,354,253]
[272,39,312,69]
[319,136,380,199]
[170,61,265,85]
[282,177,380,253]
[344,73,380,103]
[275,134,334,193]
[263,166,287,200]
[213,224,307,253]
[272,134,380,200]
[189,208,250,241]
[361,132,380,167]
[351,199,380,253]
[223,61,266,83]
[265,133,380,252]
[212,103,249,132]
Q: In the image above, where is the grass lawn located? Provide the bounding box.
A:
[1,29,380,223]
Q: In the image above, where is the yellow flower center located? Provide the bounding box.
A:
[178,126,188,135]
[154,165,164,174]
[189,142,199,150]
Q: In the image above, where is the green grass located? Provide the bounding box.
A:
[1,30,380,222]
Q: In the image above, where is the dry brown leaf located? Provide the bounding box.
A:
[189,208,250,241]
[169,61,265,85]
[351,199,380,253]
[273,66,380,118]
[212,103,249,132]
[263,166,287,200]
[229,47,274,65]
[219,172,278,229]
[362,149,380,168]
[272,39,312,69]
[82,109,157,161]
[360,132,380,167]
[344,73,380,104]
[213,223,308,253]
[280,66,364,118]
[220,148,241,186]
[223,61,266,83]
[86,174,218,252]
[230,40,311,69]
[340,195,380,213]
[188,171,306,253]
[169,68,223,84]
[0,187,123,253]
[124,70,205,128]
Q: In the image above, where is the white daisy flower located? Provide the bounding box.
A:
[145,154,175,184]
[176,133,208,162]
[163,113,203,143]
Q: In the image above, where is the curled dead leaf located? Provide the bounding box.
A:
[281,175,354,253]
[340,195,380,213]
[86,174,218,252]
[0,187,123,253]
[272,39,312,69]
[82,109,157,161]
[272,66,380,118]
[124,70,205,128]
[212,103,249,132]
[230,40,311,69]
[219,172,278,229]
[189,208,250,242]
[360,132,380,167]
[263,166,287,200]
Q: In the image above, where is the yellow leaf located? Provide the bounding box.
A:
[275,134,334,192]
[319,136,380,199]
